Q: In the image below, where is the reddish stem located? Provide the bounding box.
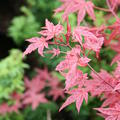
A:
[87,63,120,95]
[94,6,110,12]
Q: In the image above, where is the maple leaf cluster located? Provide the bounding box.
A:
[22,68,64,110]
[23,19,63,58]
[90,62,120,120]
[23,0,120,120]
[0,68,64,115]
[0,92,22,115]
[109,0,120,9]
[23,15,104,114]
[54,0,96,26]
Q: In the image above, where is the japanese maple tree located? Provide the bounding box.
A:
[23,0,120,120]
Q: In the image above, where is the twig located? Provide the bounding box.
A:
[87,63,120,94]
[47,109,52,120]
[94,6,110,12]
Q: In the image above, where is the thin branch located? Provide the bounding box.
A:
[87,63,120,94]
[94,6,110,12]
[48,42,68,47]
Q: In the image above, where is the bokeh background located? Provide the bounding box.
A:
[0,0,118,120]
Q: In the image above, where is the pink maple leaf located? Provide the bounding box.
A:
[56,46,90,91]
[11,92,22,101]
[47,48,61,58]
[54,0,95,25]
[65,64,77,90]
[90,70,114,94]
[101,94,120,108]
[35,67,51,81]
[59,88,88,112]
[38,19,63,40]
[23,37,48,57]
[66,68,84,90]
[73,27,104,52]
[78,57,91,67]
[109,0,120,10]
[23,75,48,110]
[48,77,60,88]
[9,92,22,113]
[56,59,69,72]
[106,19,120,45]
[63,47,80,66]
[0,103,10,115]
[56,46,90,74]
[48,87,65,101]
[111,41,120,53]
[24,77,45,93]
[9,101,21,113]
[83,37,104,52]
[64,63,86,90]
[0,103,20,115]
[114,83,120,91]
[114,79,120,91]
[111,54,120,65]
[23,92,48,110]
[95,104,120,120]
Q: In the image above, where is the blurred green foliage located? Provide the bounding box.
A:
[8,7,40,45]
[92,0,106,8]
[0,49,28,103]
[0,102,59,120]
[5,0,119,120]
[94,11,105,26]
[8,0,59,46]
[0,113,24,120]
[54,12,77,30]
[24,102,58,120]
